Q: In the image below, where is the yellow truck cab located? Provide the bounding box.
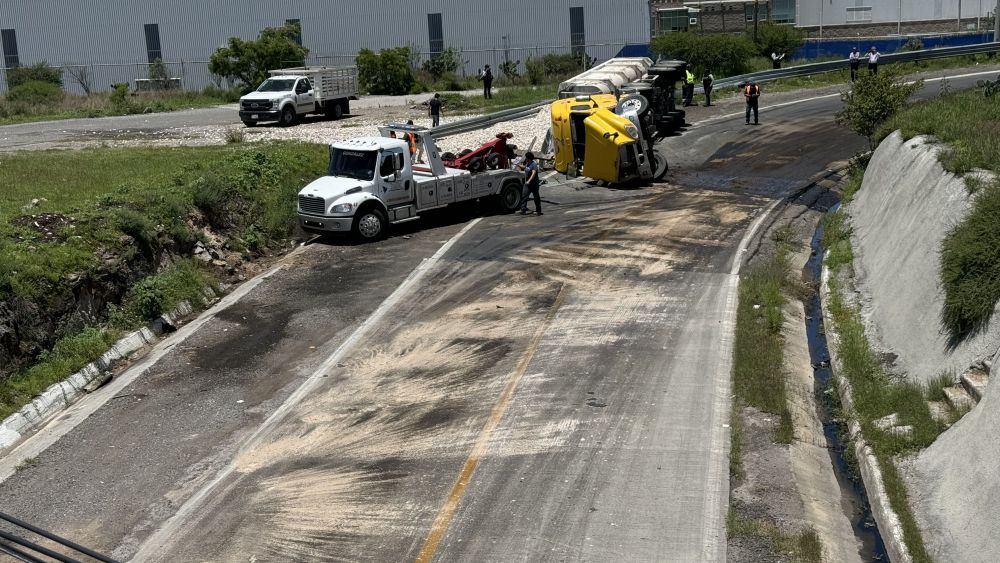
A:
[551,93,667,185]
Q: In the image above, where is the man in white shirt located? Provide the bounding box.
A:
[849,47,861,82]
[867,46,880,76]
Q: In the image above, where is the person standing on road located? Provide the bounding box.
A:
[481,65,494,99]
[683,68,696,106]
[702,70,714,107]
[429,93,442,127]
[849,47,861,82]
[517,152,542,215]
[744,81,761,125]
[867,46,881,75]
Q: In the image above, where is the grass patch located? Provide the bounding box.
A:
[939,180,1000,340]
[880,87,1000,175]
[727,511,824,563]
[0,87,241,125]
[435,85,555,115]
[732,239,794,444]
[924,371,955,403]
[0,327,119,421]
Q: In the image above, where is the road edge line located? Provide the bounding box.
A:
[129,218,482,561]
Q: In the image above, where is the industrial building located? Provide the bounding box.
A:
[0,0,651,93]
[652,0,996,37]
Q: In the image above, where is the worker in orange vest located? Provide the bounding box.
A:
[405,119,420,162]
[744,81,761,125]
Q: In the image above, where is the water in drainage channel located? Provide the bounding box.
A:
[805,207,888,561]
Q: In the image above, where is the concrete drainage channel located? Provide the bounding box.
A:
[805,212,889,561]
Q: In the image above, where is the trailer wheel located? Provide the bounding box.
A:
[441,152,457,161]
[652,151,668,181]
[458,148,473,157]
[496,182,522,213]
[280,106,297,127]
[485,153,501,169]
[468,156,486,174]
[352,207,387,241]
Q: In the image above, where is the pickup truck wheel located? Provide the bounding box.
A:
[496,182,522,213]
[280,106,297,127]
[242,120,257,128]
[332,102,344,119]
[353,208,387,240]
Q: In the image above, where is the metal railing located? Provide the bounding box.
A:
[431,101,552,138]
[712,41,1000,89]
[0,511,119,563]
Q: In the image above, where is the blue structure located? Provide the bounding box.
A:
[619,31,996,61]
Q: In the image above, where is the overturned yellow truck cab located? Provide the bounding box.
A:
[550,93,667,185]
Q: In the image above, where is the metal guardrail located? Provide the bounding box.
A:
[431,100,552,138]
[712,42,1000,89]
[0,511,119,563]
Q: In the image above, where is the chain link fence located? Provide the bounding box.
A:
[0,42,633,95]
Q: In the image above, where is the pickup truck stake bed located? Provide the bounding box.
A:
[297,124,525,240]
[239,66,359,127]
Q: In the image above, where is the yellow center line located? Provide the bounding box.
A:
[414,284,568,563]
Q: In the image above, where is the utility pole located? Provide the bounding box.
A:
[958,0,963,31]
[753,0,760,41]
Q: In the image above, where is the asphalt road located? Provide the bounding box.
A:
[0,71,989,562]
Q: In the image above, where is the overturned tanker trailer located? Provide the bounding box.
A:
[548,58,689,185]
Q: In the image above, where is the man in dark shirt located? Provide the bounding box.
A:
[429,93,442,127]
[481,65,494,99]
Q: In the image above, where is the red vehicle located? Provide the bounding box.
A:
[441,132,517,173]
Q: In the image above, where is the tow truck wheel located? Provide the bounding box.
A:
[496,182,522,213]
[280,106,297,127]
[353,208,387,240]
[652,151,669,181]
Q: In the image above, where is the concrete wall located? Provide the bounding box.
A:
[851,130,1000,561]
[848,131,1000,384]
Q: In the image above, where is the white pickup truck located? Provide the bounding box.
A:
[297,124,525,240]
[239,66,359,127]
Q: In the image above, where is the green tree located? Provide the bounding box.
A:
[752,23,806,59]
[8,61,63,89]
[835,69,923,150]
[356,47,414,95]
[421,47,461,81]
[651,32,756,77]
[208,23,309,89]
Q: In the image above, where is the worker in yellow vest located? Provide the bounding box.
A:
[683,68,695,106]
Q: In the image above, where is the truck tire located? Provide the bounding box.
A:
[280,105,297,127]
[352,207,387,241]
[468,156,486,174]
[616,94,650,117]
[496,181,522,213]
[485,153,501,169]
[652,151,668,181]
[325,100,345,120]
[242,120,257,128]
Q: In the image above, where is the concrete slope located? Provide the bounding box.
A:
[848,131,1000,384]
[908,345,1000,562]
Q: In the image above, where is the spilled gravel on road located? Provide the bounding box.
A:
[158,185,761,562]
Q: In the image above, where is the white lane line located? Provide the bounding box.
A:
[702,197,785,560]
[130,218,482,562]
[0,244,309,485]
[691,69,1000,129]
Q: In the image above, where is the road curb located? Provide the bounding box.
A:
[0,298,204,458]
[820,265,913,563]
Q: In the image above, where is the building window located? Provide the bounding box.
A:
[745,4,769,22]
[770,0,795,24]
[570,7,586,56]
[144,24,162,63]
[846,6,873,23]
[2,28,20,69]
[657,9,689,33]
[427,13,443,56]
[285,19,302,46]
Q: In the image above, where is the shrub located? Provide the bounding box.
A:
[356,46,415,95]
[8,62,63,88]
[836,68,922,151]
[421,47,461,81]
[6,80,64,104]
[651,32,757,77]
[524,53,588,85]
[114,207,158,249]
[110,83,130,107]
[208,23,309,90]
[940,181,1000,340]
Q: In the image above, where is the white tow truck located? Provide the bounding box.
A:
[239,66,359,127]
[297,124,526,240]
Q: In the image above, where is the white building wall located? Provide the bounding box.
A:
[0,0,650,92]
[795,0,993,28]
